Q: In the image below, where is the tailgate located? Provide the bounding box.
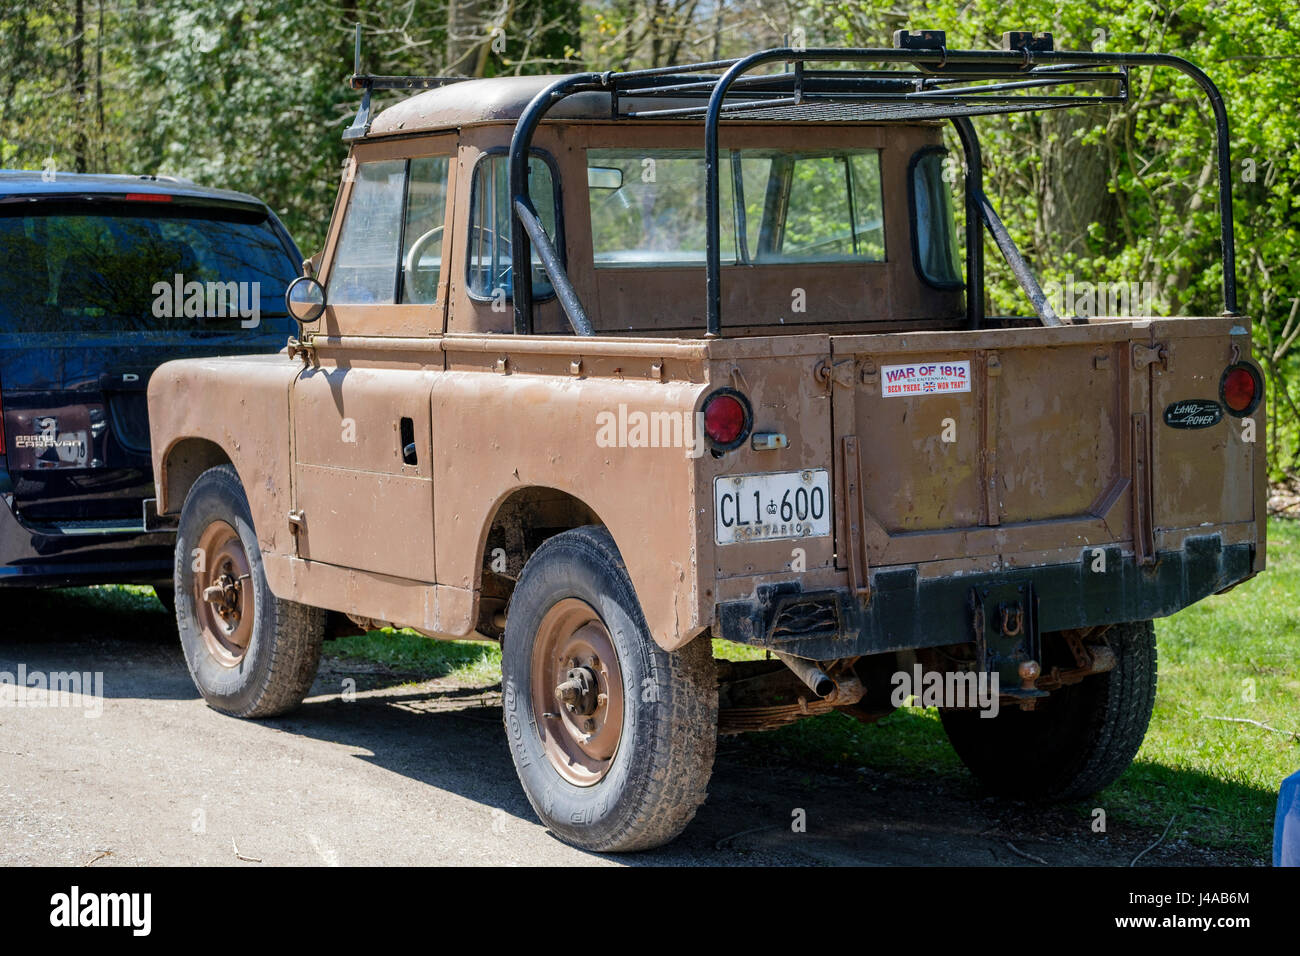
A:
[829,318,1257,570]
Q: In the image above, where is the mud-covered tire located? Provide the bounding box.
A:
[940,620,1157,801]
[174,464,325,718]
[502,526,717,852]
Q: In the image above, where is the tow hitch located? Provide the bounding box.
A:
[971,583,1047,706]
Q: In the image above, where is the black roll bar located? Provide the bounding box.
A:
[505,44,1240,337]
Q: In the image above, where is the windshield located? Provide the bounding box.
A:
[0,201,296,333]
[587,147,885,268]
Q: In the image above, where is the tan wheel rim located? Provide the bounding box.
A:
[530,598,625,787]
[193,519,254,667]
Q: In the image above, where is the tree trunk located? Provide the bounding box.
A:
[72,0,87,172]
[447,0,489,76]
[1035,109,1118,263]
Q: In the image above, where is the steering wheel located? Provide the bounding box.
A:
[402,225,445,301]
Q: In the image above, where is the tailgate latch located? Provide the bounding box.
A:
[1132,343,1170,371]
[815,359,856,390]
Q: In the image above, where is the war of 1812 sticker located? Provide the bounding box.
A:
[881,360,971,398]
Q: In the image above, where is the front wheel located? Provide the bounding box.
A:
[174,464,325,718]
[502,526,717,852]
[940,620,1158,801]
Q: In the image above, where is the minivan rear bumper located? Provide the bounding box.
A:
[715,535,1255,659]
[0,492,173,588]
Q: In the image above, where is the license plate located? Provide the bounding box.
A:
[714,469,831,545]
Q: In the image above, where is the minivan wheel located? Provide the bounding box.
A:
[174,464,325,718]
[502,526,717,852]
[940,620,1157,801]
[153,585,176,617]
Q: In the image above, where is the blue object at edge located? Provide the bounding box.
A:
[1275,769,1300,866]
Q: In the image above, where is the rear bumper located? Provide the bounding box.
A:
[715,535,1255,659]
[0,494,173,588]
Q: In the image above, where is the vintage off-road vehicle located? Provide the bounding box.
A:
[148,30,1266,852]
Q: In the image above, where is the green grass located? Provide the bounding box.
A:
[324,627,502,687]
[712,519,1300,858]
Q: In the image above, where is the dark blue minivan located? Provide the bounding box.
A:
[0,171,300,601]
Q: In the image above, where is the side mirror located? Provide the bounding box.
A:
[285,275,326,329]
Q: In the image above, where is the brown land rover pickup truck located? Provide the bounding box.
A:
[148,32,1266,852]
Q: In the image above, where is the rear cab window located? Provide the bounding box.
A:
[586,147,885,267]
[909,148,963,288]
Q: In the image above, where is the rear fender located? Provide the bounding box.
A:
[149,355,299,557]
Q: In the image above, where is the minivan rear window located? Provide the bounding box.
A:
[0,201,296,333]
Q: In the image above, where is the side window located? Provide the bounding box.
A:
[910,149,963,288]
[329,160,406,304]
[401,156,451,304]
[467,153,558,301]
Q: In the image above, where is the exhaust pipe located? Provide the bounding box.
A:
[774,652,837,699]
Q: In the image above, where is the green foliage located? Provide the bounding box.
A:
[808,0,1300,477]
[2,0,1297,475]
[0,0,577,253]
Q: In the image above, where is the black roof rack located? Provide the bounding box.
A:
[497,34,1240,337]
[337,28,1238,336]
[343,25,468,141]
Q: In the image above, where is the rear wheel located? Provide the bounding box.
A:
[940,620,1157,800]
[174,464,325,718]
[501,526,717,852]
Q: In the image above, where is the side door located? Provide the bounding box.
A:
[289,136,457,582]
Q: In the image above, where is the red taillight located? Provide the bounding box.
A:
[1220,363,1262,416]
[123,192,171,202]
[702,389,752,450]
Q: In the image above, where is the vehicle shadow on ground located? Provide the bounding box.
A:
[0,588,1268,865]
[275,668,1267,866]
[0,586,198,700]
[0,586,178,644]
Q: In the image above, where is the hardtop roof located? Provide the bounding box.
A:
[368,74,628,136]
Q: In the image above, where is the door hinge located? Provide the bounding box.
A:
[287,335,316,364]
[288,509,305,532]
[1133,343,1170,371]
